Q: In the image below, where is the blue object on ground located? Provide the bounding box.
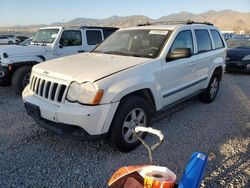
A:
[178,152,208,188]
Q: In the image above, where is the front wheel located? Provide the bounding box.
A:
[12,66,32,95]
[108,96,152,152]
[199,73,220,103]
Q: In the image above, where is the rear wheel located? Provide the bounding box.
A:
[8,41,13,44]
[199,73,220,103]
[108,96,152,152]
[12,66,32,95]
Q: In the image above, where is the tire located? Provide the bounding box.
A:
[199,73,220,103]
[108,96,152,152]
[8,41,13,44]
[12,66,32,95]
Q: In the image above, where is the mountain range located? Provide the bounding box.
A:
[1,9,250,33]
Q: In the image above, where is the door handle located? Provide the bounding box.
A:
[78,50,85,53]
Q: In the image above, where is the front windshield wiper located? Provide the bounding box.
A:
[103,51,129,55]
[94,51,153,58]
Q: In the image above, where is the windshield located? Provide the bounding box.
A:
[93,29,170,58]
[227,39,250,49]
[32,29,59,44]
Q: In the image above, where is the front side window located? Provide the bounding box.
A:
[59,30,82,46]
[211,30,224,49]
[33,29,59,44]
[170,30,194,53]
[195,30,212,53]
[94,29,170,58]
[86,30,102,45]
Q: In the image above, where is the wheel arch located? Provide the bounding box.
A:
[213,65,223,81]
[119,88,157,113]
[10,61,40,74]
[105,88,157,136]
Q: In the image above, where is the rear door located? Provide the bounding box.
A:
[194,29,214,89]
[84,29,104,51]
[161,30,197,107]
[57,30,84,57]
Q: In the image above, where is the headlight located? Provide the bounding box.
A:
[67,81,104,105]
[242,55,250,60]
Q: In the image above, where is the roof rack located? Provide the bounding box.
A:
[63,25,119,30]
[80,26,119,30]
[137,20,213,26]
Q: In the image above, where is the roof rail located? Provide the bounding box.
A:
[137,20,213,26]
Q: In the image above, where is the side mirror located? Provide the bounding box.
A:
[166,48,192,61]
[59,44,63,49]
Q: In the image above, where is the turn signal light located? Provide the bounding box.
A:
[92,90,104,105]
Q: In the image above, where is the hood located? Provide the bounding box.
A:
[0,44,48,57]
[227,47,250,60]
[33,52,151,82]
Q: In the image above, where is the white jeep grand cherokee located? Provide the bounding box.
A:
[22,21,226,152]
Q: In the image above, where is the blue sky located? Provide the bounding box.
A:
[0,0,249,26]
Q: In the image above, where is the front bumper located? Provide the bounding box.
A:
[22,87,119,139]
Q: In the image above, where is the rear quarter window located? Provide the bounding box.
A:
[195,29,212,53]
[211,30,225,49]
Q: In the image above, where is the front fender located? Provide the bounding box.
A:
[97,61,162,111]
[6,56,44,65]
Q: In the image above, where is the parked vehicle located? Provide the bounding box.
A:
[222,33,233,41]
[0,35,20,44]
[19,38,33,46]
[16,36,29,43]
[0,26,118,93]
[0,36,17,45]
[233,35,250,40]
[23,21,226,152]
[226,39,250,73]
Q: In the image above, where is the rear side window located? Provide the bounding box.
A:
[86,30,102,45]
[195,30,212,53]
[60,30,82,46]
[211,30,224,49]
[171,30,194,54]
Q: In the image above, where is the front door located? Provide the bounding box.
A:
[161,30,197,107]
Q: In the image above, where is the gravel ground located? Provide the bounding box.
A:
[0,73,249,188]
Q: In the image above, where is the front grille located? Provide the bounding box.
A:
[30,75,67,103]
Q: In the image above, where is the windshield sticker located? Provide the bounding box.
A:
[149,30,168,35]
